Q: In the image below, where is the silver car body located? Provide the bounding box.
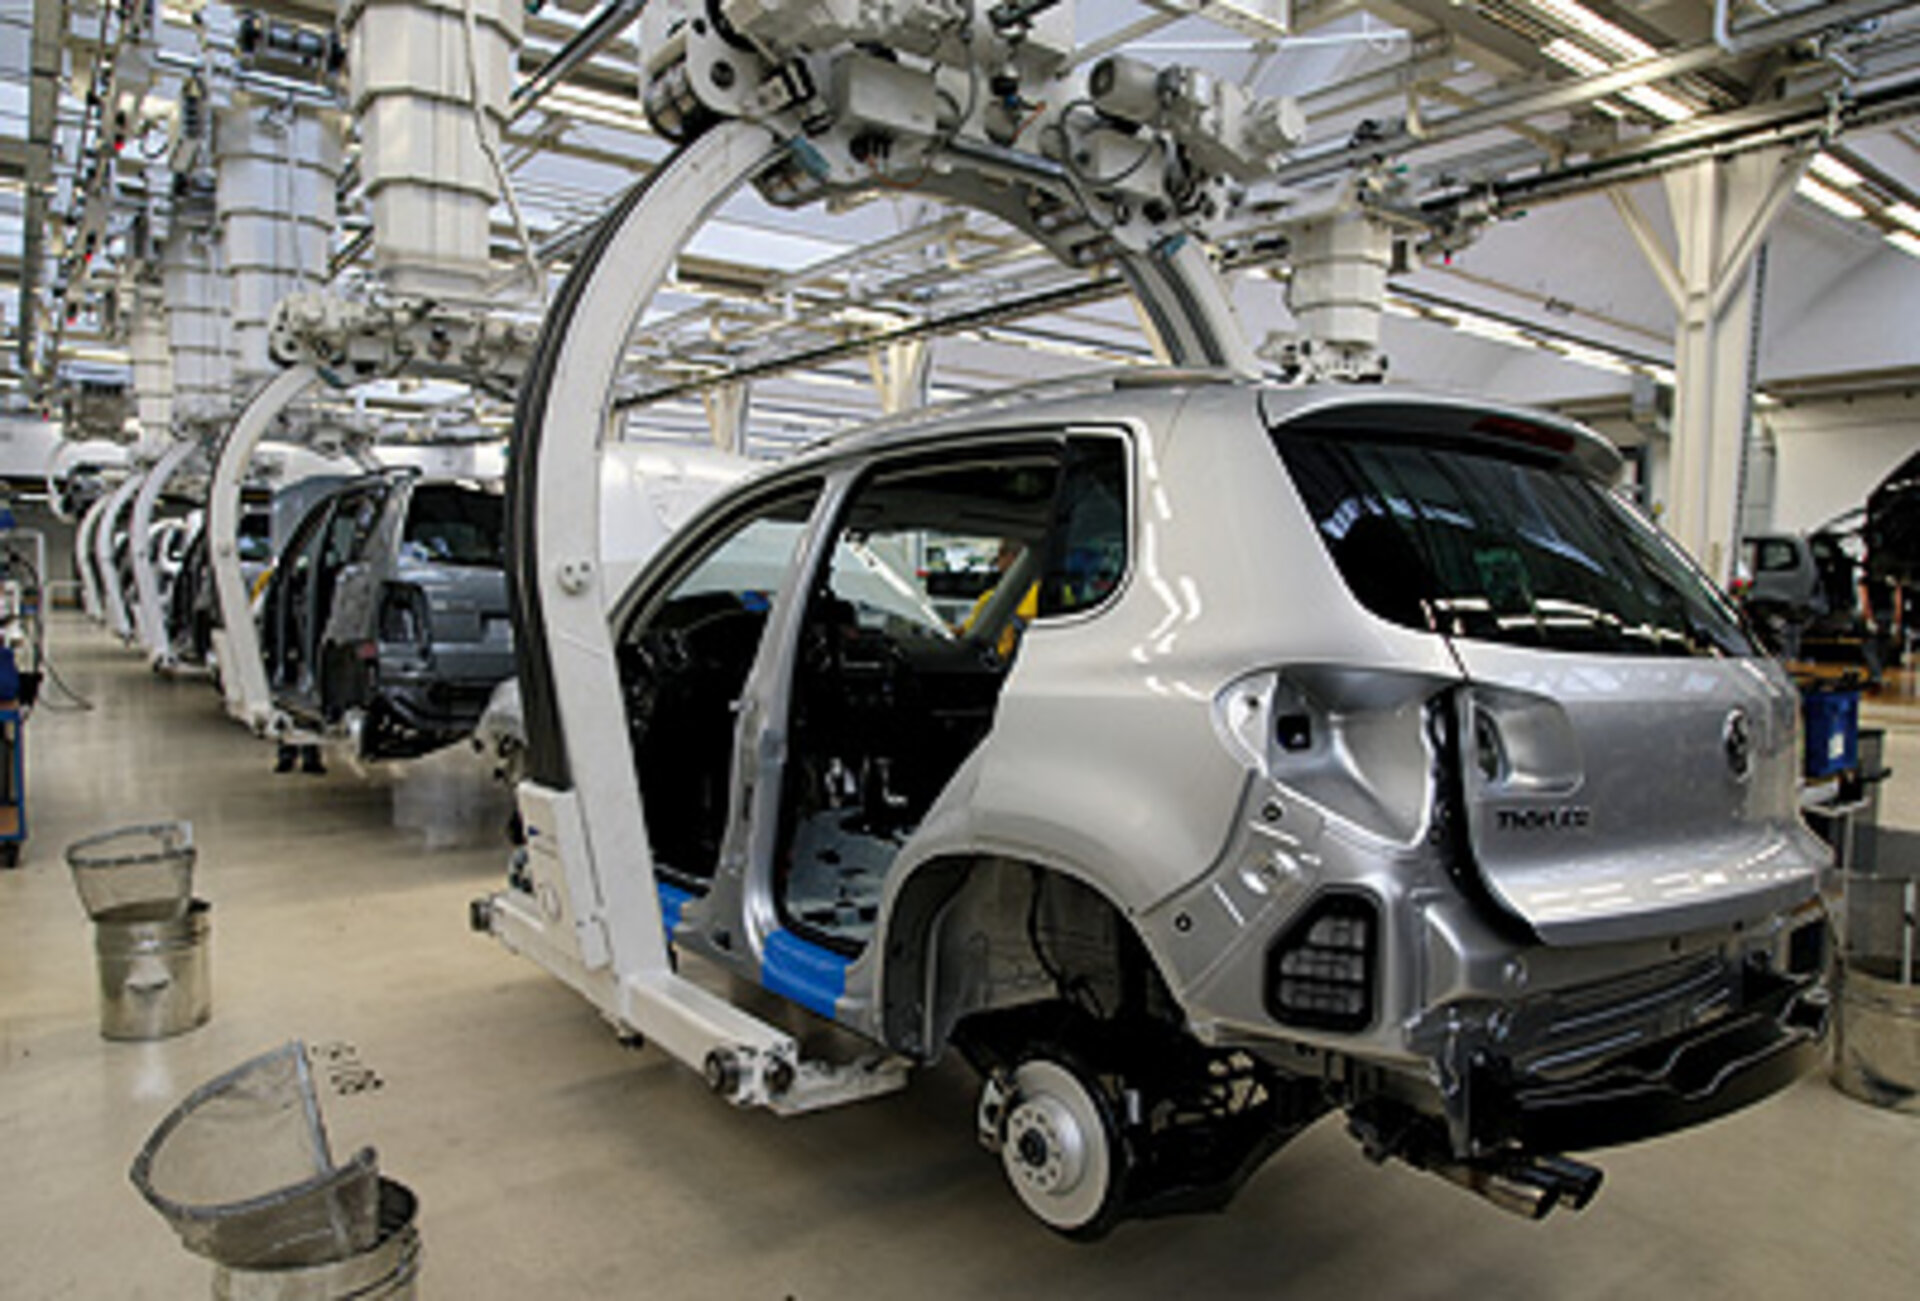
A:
[501,372,1829,1227]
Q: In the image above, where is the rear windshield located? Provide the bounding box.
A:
[1275,428,1755,658]
[237,513,272,563]
[401,484,505,567]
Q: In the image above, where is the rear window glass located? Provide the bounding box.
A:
[403,484,505,567]
[1753,538,1800,573]
[237,513,272,563]
[1275,429,1755,658]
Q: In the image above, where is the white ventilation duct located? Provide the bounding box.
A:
[127,287,174,452]
[216,96,344,382]
[162,229,234,428]
[342,0,525,299]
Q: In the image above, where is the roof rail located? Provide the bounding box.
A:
[795,365,1256,454]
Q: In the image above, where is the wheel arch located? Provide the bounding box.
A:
[874,848,1187,1065]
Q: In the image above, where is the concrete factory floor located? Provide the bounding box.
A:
[5,610,1919,1300]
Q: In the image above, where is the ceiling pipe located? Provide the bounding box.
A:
[1278,0,1920,189]
[509,0,650,125]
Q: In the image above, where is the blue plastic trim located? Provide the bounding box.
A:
[761,929,849,1020]
[657,882,695,939]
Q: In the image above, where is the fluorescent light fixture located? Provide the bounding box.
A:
[1453,315,1529,347]
[1527,0,1656,61]
[542,85,653,135]
[757,407,838,428]
[1809,154,1863,188]
[1155,0,1292,41]
[1621,85,1696,123]
[1558,344,1634,375]
[1887,230,1920,260]
[1883,201,1920,231]
[790,370,869,391]
[1543,37,1693,121]
[1543,38,1608,76]
[838,305,907,331]
[64,346,132,365]
[546,84,644,116]
[1796,177,1866,221]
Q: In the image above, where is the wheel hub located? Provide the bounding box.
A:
[994,1058,1115,1231]
[1005,1094,1086,1196]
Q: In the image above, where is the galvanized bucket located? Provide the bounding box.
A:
[1832,865,1919,1111]
[1835,964,1920,1112]
[209,1179,421,1301]
[95,898,211,1041]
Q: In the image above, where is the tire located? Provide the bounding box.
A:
[992,1050,1129,1239]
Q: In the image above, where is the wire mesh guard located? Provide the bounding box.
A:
[67,821,196,923]
[131,1043,382,1270]
[1843,870,1920,987]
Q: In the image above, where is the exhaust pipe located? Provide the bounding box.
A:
[1429,1153,1604,1221]
[1347,1105,1604,1221]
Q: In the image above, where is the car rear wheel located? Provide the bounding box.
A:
[989,1051,1128,1239]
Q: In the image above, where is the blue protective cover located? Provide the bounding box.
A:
[761,929,849,1020]
[657,882,695,938]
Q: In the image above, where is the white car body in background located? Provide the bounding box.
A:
[475,441,754,768]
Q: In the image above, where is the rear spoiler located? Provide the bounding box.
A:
[1259,393,1623,483]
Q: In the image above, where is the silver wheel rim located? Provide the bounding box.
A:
[1000,1060,1112,1231]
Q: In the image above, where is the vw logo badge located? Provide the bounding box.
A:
[1723,710,1754,782]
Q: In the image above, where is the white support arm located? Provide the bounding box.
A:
[515,121,800,1081]
[93,471,145,641]
[209,365,317,733]
[74,490,113,621]
[129,439,198,665]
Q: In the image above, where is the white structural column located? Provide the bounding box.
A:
[128,438,199,663]
[701,381,750,454]
[1611,151,1803,581]
[867,339,931,415]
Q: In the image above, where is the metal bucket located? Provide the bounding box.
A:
[1834,964,1920,1112]
[1832,866,1919,1111]
[95,899,211,1041]
[210,1179,421,1301]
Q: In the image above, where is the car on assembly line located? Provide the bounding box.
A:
[259,469,513,759]
[499,371,1831,1237]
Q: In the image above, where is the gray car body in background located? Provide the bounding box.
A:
[261,471,512,759]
